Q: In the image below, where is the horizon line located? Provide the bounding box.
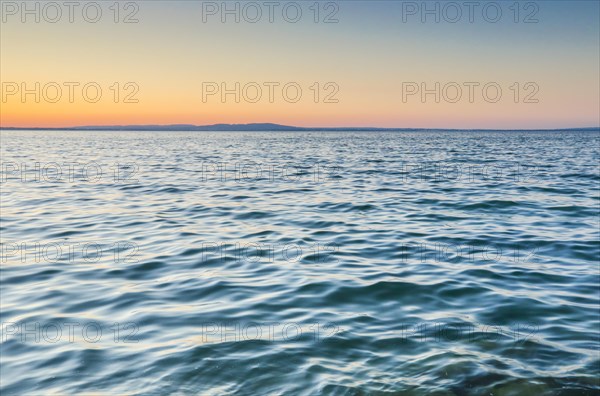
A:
[1,122,599,132]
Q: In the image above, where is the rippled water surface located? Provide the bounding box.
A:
[1,130,599,395]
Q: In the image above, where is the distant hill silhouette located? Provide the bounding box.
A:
[1,123,599,132]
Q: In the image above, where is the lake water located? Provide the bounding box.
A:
[1,130,599,395]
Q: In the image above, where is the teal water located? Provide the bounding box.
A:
[1,130,599,395]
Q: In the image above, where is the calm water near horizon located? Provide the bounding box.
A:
[1,130,599,395]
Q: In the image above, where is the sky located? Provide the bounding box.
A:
[1,0,599,129]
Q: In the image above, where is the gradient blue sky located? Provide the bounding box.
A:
[1,0,599,128]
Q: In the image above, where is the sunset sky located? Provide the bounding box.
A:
[1,0,599,129]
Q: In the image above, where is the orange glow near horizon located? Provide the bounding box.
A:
[1,1,599,129]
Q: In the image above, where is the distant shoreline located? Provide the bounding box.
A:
[1,123,599,132]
